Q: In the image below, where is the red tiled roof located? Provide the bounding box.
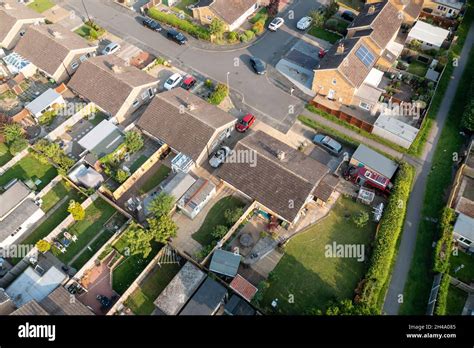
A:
[229,274,258,301]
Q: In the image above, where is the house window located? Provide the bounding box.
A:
[147,88,154,98]
[332,79,337,85]
[132,100,139,108]
[359,101,371,110]
[19,30,26,37]
[426,43,433,47]
[355,45,375,67]
[71,61,79,70]
[327,89,335,100]
[459,237,472,245]
[141,91,148,100]
[448,8,453,14]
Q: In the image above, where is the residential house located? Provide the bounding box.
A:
[13,24,97,83]
[137,88,236,168]
[366,0,425,24]
[192,0,259,31]
[154,262,206,315]
[10,286,93,315]
[217,130,330,225]
[406,20,450,50]
[68,55,158,123]
[179,277,227,316]
[0,0,45,50]
[423,0,464,18]
[6,266,67,307]
[0,181,44,248]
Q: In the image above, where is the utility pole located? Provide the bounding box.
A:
[81,0,91,23]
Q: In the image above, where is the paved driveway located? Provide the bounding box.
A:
[58,0,324,132]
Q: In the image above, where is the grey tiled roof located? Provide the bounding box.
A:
[0,0,44,43]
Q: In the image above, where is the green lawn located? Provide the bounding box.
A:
[192,196,246,246]
[0,153,57,191]
[407,61,429,77]
[445,285,468,315]
[112,241,162,295]
[125,263,181,315]
[400,46,474,314]
[88,111,108,126]
[74,24,105,41]
[259,197,376,314]
[70,229,115,270]
[0,143,12,167]
[449,251,474,284]
[52,199,118,264]
[130,155,148,173]
[41,181,70,212]
[308,26,342,44]
[172,0,197,16]
[27,0,55,13]
[139,165,171,194]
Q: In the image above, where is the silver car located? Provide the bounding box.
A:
[209,146,232,168]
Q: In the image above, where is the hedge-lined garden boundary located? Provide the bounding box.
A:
[356,162,415,311]
[147,8,210,40]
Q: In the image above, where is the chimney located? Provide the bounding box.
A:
[277,150,286,161]
[336,42,345,54]
[368,5,376,15]
[111,64,123,74]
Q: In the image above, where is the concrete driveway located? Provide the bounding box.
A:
[58,0,324,132]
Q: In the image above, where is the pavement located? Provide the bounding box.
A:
[382,23,474,315]
[57,0,323,132]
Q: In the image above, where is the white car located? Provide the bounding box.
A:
[268,17,285,31]
[297,16,313,30]
[209,146,232,168]
[164,73,183,91]
[101,42,121,55]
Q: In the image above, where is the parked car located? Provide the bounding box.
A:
[250,56,266,75]
[142,17,162,31]
[268,17,285,31]
[181,75,197,90]
[209,146,232,168]
[312,134,343,155]
[297,16,313,30]
[167,29,187,45]
[101,42,120,55]
[164,73,183,90]
[341,10,356,22]
[236,114,256,133]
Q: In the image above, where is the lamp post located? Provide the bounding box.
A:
[226,72,230,91]
[81,0,91,23]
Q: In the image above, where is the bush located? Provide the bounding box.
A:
[9,138,27,155]
[116,169,130,184]
[325,18,339,31]
[433,208,455,273]
[240,33,249,42]
[124,131,144,153]
[224,207,244,226]
[148,8,210,40]
[244,30,255,40]
[252,20,265,35]
[357,163,415,310]
[228,31,239,43]
[38,110,57,126]
[352,211,369,228]
[208,83,229,105]
[434,273,450,315]
[211,225,228,240]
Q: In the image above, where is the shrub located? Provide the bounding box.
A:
[433,208,455,273]
[211,225,228,240]
[357,162,415,310]
[148,8,210,40]
[228,31,239,43]
[208,83,229,105]
[224,207,244,226]
[116,169,130,184]
[244,30,255,40]
[205,79,214,89]
[352,211,369,228]
[124,131,144,153]
[434,273,450,315]
[38,110,57,126]
[9,138,27,155]
[88,27,99,40]
[240,33,249,42]
[68,200,85,221]
[324,18,339,31]
[36,240,51,253]
[252,20,265,34]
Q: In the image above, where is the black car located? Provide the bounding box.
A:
[250,57,266,75]
[167,29,187,45]
[142,17,162,31]
[341,10,356,22]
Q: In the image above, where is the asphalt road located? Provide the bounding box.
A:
[59,0,324,132]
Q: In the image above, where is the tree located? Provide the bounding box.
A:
[267,0,281,17]
[324,0,339,20]
[209,18,226,40]
[461,86,474,131]
[352,211,369,228]
[123,222,153,258]
[148,192,174,218]
[309,10,325,28]
[68,200,85,221]
[409,39,422,51]
[9,138,28,155]
[211,225,228,240]
[116,169,130,183]
[124,131,144,153]
[224,207,244,226]
[309,299,377,315]
[36,240,51,253]
[148,215,178,244]
[2,123,24,143]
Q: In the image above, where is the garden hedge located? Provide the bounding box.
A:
[433,207,455,273]
[147,8,210,40]
[434,272,450,315]
[357,162,415,310]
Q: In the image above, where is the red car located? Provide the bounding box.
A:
[181,76,196,90]
[318,48,328,58]
[236,114,256,132]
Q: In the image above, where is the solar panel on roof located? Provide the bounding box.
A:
[355,45,375,67]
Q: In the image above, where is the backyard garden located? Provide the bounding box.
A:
[255,196,377,314]
[27,0,55,13]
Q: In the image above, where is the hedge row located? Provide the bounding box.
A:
[357,162,415,310]
[433,207,455,273]
[208,83,228,105]
[434,272,450,315]
[147,8,210,40]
